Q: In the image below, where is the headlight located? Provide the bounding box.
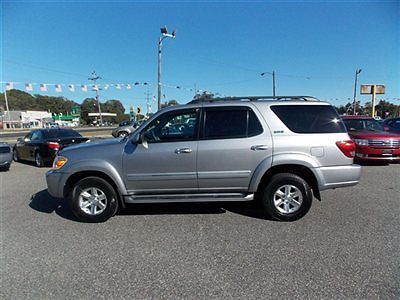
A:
[354,139,368,146]
[53,156,68,169]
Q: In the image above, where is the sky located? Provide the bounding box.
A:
[1,0,399,112]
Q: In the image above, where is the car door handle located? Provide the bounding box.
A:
[175,148,192,154]
[251,145,269,151]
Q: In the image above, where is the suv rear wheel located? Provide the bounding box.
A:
[261,173,312,221]
[70,177,119,222]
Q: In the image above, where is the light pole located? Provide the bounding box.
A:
[261,71,276,96]
[158,26,176,111]
[89,71,103,125]
[353,68,362,115]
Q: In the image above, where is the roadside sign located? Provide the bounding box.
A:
[360,84,386,117]
[361,84,385,94]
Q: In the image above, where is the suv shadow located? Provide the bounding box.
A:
[29,189,272,222]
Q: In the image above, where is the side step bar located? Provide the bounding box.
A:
[124,193,254,204]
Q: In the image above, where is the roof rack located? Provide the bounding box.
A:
[188,96,319,104]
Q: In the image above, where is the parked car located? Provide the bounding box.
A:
[0,142,13,171]
[383,117,400,133]
[46,96,362,223]
[111,120,141,138]
[341,115,400,162]
[13,128,89,167]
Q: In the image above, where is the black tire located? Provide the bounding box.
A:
[13,148,19,162]
[35,151,44,167]
[118,131,128,138]
[261,173,313,221]
[70,177,119,223]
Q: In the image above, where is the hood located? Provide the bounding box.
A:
[348,130,400,140]
[58,138,123,155]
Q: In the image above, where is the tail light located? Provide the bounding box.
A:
[47,142,60,151]
[336,140,356,158]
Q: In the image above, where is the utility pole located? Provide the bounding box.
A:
[3,89,10,128]
[353,69,362,115]
[272,71,276,97]
[145,90,152,115]
[88,71,103,125]
[158,26,176,111]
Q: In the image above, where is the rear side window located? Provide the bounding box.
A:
[202,108,263,139]
[271,105,346,133]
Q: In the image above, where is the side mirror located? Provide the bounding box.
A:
[17,137,23,142]
[131,133,148,149]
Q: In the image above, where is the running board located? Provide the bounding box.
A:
[124,193,254,204]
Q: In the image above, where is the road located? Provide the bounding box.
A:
[1,162,399,299]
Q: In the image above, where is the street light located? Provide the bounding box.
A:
[261,71,276,96]
[158,26,176,111]
[353,68,362,115]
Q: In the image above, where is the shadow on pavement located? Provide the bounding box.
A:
[29,189,79,222]
[30,189,272,222]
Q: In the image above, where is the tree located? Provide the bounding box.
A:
[161,99,179,108]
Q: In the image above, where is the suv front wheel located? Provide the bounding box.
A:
[261,173,312,221]
[70,177,119,222]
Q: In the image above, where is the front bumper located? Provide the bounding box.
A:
[46,169,69,198]
[355,145,400,161]
[314,164,362,191]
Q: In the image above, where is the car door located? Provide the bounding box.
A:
[123,108,200,194]
[15,132,32,160]
[25,130,44,160]
[197,106,273,192]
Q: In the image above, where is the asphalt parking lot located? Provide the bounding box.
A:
[1,161,399,299]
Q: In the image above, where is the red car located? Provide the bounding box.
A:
[341,116,400,162]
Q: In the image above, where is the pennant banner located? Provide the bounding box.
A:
[69,84,75,92]
[40,84,47,92]
[25,83,33,91]
[55,84,62,92]
[6,82,14,90]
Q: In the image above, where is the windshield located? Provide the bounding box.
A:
[42,129,82,139]
[342,119,384,131]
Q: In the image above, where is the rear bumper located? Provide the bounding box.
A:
[313,164,362,191]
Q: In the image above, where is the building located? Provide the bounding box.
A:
[0,110,52,129]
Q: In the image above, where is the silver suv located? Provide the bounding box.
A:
[46,96,362,222]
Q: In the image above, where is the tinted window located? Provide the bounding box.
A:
[203,108,263,139]
[43,129,82,139]
[143,109,198,142]
[271,105,346,133]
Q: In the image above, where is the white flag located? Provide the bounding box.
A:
[126,84,131,90]
[25,83,33,91]
[6,82,14,90]
[103,84,109,90]
[55,84,62,92]
[69,84,75,92]
[81,85,88,92]
[115,84,121,90]
[40,84,47,92]
[93,84,99,91]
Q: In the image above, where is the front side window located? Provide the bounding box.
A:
[31,131,42,141]
[202,107,263,139]
[142,109,198,142]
